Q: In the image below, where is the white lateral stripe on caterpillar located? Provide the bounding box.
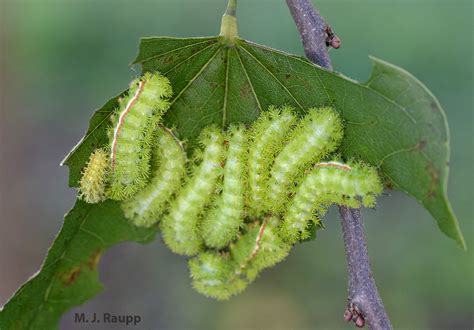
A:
[107,72,172,200]
[111,80,145,169]
[315,161,352,171]
[250,220,267,259]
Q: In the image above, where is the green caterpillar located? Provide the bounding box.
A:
[189,251,247,300]
[190,217,290,300]
[266,107,343,212]
[160,126,225,256]
[280,161,383,243]
[108,72,172,200]
[201,124,247,249]
[247,106,297,216]
[78,149,109,204]
[230,217,291,281]
[121,126,186,228]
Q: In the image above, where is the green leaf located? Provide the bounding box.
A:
[0,200,156,330]
[0,35,464,329]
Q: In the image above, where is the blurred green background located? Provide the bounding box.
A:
[0,0,472,329]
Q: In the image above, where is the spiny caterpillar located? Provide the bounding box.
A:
[190,217,290,300]
[121,126,186,228]
[201,124,247,249]
[108,72,172,200]
[266,107,343,212]
[78,149,109,204]
[280,161,383,243]
[160,126,225,256]
[229,217,291,282]
[247,106,297,216]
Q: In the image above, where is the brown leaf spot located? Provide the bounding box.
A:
[62,267,81,286]
[87,249,102,270]
[417,140,427,150]
[430,101,439,113]
[384,180,394,190]
[425,163,440,199]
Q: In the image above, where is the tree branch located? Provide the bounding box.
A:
[286,0,338,70]
[286,0,392,328]
[339,207,392,329]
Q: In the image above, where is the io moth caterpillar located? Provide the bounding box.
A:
[121,126,186,228]
[230,217,291,281]
[189,218,290,300]
[160,127,225,256]
[201,124,247,249]
[78,149,109,204]
[267,107,343,212]
[280,161,382,243]
[247,106,297,216]
[189,251,247,301]
[108,72,173,200]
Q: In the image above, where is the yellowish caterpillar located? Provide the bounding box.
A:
[108,72,172,200]
[267,107,343,212]
[189,217,290,300]
[121,127,186,228]
[280,161,383,243]
[78,149,109,204]
[189,252,247,301]
[247,106,297,216]
[230,217,291,281]
[160,127,225,256]
[201,124,247,249]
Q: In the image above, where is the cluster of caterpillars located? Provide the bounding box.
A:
[78,73,383,300]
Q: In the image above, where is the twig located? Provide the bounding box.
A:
[286,0,337,70]
[339,207,392,329]
[286,0,392,328]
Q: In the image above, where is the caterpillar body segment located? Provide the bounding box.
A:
[280,161,382,243]
[160,127,225,256]
[230,217,291,281]
[78,149,109,204]
[108,72,173,200]
[189,252,248,301]
[189,218,290,300]
[201,125,247,249]
[247,106,297,216]
[121,127,186,227]
[267,107,343,212]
